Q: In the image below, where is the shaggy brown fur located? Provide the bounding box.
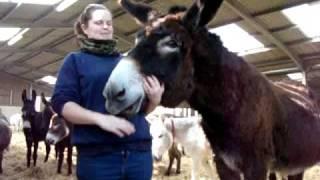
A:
[114,1,320,179]
[188,30,320,180]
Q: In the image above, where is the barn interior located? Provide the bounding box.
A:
[0,0,320,179]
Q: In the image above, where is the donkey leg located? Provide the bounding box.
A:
[44,142,51,162]
[67,146,73,175]
[57,146,65,174]
[215,156,241,180]
[33,141,39,166]
[243,159,268,180]
[0,150,3,174]
[165,150,174,176]
[176,150,182,174]
[269,172,277,180]
[288,172,304,180]
[55,145,58,159]
[26,141,32,167]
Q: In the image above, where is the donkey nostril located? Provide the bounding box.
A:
[46,138,54,144]
[116,89,126,98]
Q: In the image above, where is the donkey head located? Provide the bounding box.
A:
[103,0,223,116]
[21,89,37,129]
[150,117,173,161]
[46,114,69,145]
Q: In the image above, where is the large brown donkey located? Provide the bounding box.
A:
[103,0,320,180]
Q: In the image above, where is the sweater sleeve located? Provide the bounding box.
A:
[51,53,81,116]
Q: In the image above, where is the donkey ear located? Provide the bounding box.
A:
[41,92,48,105]
[183,0,223,31]
[118,0,159,25]
[22,89,27,101]
[32,90,37,102]
[163,118,172,131]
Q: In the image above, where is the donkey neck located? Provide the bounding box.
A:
[190,31,275,115]
[189,32,282,150]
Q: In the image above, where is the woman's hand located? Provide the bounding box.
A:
[143,75,164,114]
[95,114,136,138]
[62,102,135,137]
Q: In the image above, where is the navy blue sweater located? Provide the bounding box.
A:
[51,50,151,150]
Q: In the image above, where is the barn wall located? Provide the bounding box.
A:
[0,72,53,106]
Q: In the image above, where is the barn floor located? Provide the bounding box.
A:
[1,132,320,180]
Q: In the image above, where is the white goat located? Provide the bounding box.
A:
[150,116,215,180]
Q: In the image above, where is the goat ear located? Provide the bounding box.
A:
[22,89,27,101]
[118,0,159,25]
[182,0,223,31]
[32,90,37,102]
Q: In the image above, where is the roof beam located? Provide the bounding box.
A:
[254,52,320,69]
[0,47,67,56]
[0,0,109,67]
[262,67,299,76]
[8,63,54,76]
[0,70,53,91]
[0,29,56,66]
[213,0,319,28]
[224,0,304,71]
[0,32,74,70]
[0,3,21,21]
[19,57,62,76]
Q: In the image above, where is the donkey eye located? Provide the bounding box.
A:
[166,40,178,48]
[52,125,59,130]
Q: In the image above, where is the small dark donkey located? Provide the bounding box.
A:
[46,114,73,175]
[21,89,54,167]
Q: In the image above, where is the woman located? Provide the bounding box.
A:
[51,4,164,180]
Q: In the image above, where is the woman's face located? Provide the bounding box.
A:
[82,9,113,40]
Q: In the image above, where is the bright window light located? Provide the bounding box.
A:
[312,37,320,42]
[0,0,61,5]
[7,34,22,46]
[35,96,51,111]
[0,27,21,41]
[35,96,41,112]
[7,28,29,46]
[209,24,269,56]
[237,47,271,56]
[55,0,78,12]
[40,75,57,85]
[287,72,303,81]
[282,3,320,38]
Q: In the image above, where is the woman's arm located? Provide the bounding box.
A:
[62,102,135,137]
